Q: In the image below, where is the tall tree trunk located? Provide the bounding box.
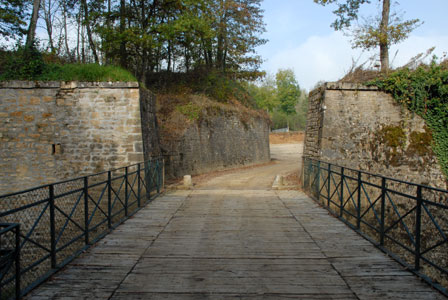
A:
[63,0,73,61]
[26,0,41,48]
[81,22,86,63]
[185,46,190,72]
[76,10,81,62]
[104,0,111,64]
[42,0,55,52]
[81,0,99,63]
[167,41,171,71]
[379,0,390,72]
[119,0,127,69]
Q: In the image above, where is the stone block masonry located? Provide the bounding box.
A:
[0,81,147,194]
[163,114,270,179]
[304,82,446,189]
[156,95,271,179]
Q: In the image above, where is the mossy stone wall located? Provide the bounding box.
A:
[304,82,446,189]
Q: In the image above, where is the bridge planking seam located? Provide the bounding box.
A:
[275,191,361,300]
[26,190,445,299]
[106,191,192,300]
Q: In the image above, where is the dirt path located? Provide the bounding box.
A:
[195,143,303,190]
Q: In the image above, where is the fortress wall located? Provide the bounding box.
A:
[0,81,148,194]
[304,82,446,188]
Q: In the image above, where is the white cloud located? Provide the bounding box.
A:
[262,32,448,91]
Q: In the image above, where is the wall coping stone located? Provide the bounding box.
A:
[0,81,139,89]
[324,82,379,91]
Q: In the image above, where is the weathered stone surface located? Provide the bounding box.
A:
[304,82,446,189]
[160,105,270,179]
[0,81,147,194]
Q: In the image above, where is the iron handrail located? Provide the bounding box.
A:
[0,157,163,299]
[302,156,448,297]
[0,223,20,300]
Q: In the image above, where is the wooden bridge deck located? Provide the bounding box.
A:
[27,188,444,299]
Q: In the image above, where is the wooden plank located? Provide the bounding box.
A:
[26,188,445,300]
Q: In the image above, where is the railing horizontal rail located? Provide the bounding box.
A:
[302,156,448,297]
[0,157,164,299]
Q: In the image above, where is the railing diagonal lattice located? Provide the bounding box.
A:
[302,157,448,297]
[0,157,163,299]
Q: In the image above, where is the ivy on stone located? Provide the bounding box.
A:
[370,59,448,180]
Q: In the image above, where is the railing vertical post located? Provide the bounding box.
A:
[156,159,161,194]
[357,172,362,229]
[327,163,331,208]
[84,176,89,245]
[316,161,321,201]
[162,158,165,191]
[380,177,386,246]
[303,158,307,189]
[49,185,56,269]
[137,163,141,207]
[14,225,20,300]
[415,185,422,271]
[147,160,151,199]
[125,167,128,216]
[340,167,344,217]
[107,171,112,229]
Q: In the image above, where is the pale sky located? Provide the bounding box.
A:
[256,0,448,90]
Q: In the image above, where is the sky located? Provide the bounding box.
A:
[256,0,448,91]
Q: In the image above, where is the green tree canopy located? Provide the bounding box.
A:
[276,69,301,115]
[95,0,266,81]
[0,0,29,40]
[245,74,278,112]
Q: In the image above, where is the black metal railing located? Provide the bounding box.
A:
[0,157,163,299]
[0,224,20,300]
[302,157,448,296]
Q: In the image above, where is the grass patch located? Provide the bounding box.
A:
[0,47,136,82]
[146,68,257,108]
[40,64,137,82]
[0,63,136,82]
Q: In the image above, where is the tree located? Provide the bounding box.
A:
[80,0,99,63]
[26,0,41,47]
[245,74,278,112]
[276,69,301,115]
[94,0,266,81]
[314,0,421,72]
[0,0,28,40]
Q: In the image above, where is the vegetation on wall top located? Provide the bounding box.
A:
[0,45,136,82]
[369,59,448,180]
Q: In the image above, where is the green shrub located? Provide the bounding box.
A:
[176,102,202,121]
[370,59,448,180]
[0,47,136,82]
[38,64,137,82]
[270,110,307,131]
[145,68,257,108]
[0,44,45,80]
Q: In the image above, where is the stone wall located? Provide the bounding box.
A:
[140,88,161,160]
[0,81,149,194]
[303,86,325,159]
[157,96,270,178]
[304,82,446,189]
